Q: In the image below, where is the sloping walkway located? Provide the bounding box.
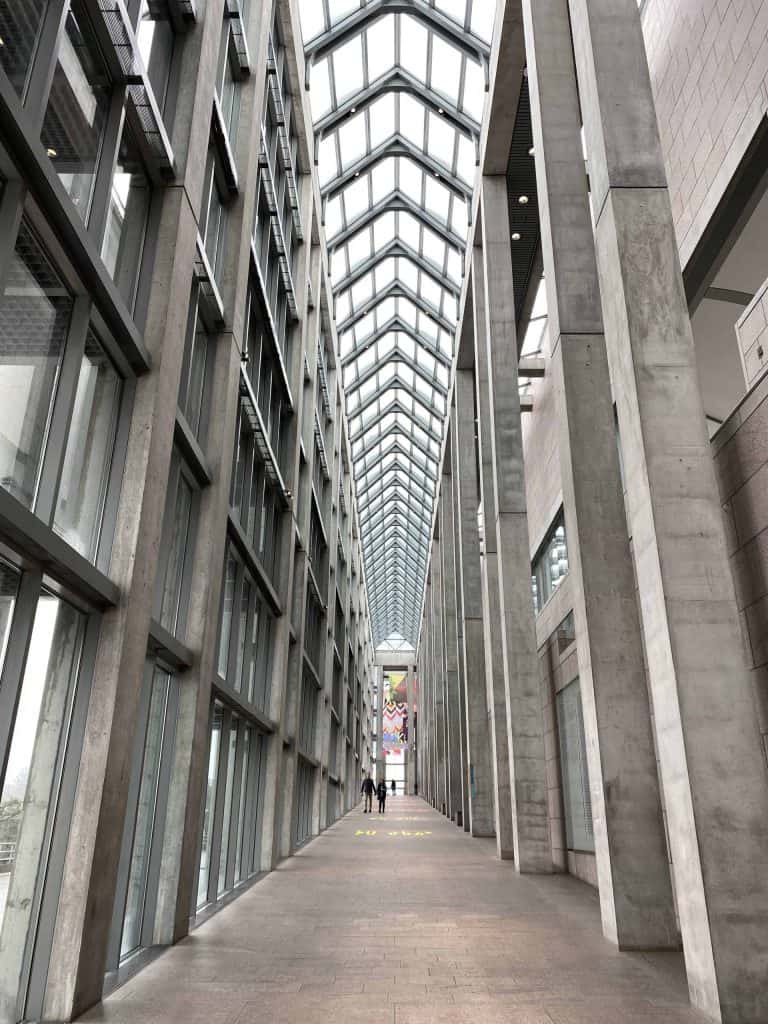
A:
[81,797,703,1024]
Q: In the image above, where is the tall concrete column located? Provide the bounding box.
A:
[522,0,676,950]
[473,258,516,858]
[453,369,495,837]
[473,192,551,870]
[440,476,464,825]
[449,420,471,832]
[568,0,768,1018]
[431,537,448,815]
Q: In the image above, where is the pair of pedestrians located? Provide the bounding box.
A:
[361,773,394,813]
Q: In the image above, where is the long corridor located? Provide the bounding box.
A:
[80,798,702,1024]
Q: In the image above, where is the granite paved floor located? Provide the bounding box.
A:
[80,796,705,1024]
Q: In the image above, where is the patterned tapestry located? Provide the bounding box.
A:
[382,672,408,750]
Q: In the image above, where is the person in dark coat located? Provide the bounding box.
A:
[361,772,375,813]
[376,779,387,814]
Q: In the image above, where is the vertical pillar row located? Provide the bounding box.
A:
[569,0,768,1019]
[522,0,677,950]
[453,369,495,838]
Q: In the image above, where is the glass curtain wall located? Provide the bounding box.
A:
[0,569,95,1023]
[556,679,595,853]
[195,701,266,911]
[108,664,179,966]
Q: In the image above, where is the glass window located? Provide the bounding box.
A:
[0,593,86,970]
[217,28,240,144]
[0,562,19,675]
[216,718,238,896]
[53,330,122,559]
[531,513,569,614]
[158,454,195,636]
[202,153,227,279]
[0,220,73,509]
[136,0,175,113]
[119,668,175,960]
[41,3,111,223]
[556,679,594,853]
[101,121,152,311]
[178,290,210,442]
[196,703,222,907]
[0,0,49,100]
[217,553,237,678]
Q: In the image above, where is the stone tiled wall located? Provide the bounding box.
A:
[641,0,768,266]
[712,376,768,763]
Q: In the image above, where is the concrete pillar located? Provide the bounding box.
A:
[441,465,465,826]
[473,192,552,870]
[431,537,448,815]
[522,0,677,950]
[449,420,471,832]
[568,0,768,1017]
[453,369,495,837]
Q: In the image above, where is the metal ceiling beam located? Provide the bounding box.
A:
[304,0,490,66]
[341,315,452,369]
[315,67,479,140]
[355,462,436,504]
[361,501,434,538]
[333,238,461,298]
[350,385,444,432]
[327,189,466,252]
[323,134,472,202]
[349,408,442,453]
[345,350,448,398]
[336,279,456,335]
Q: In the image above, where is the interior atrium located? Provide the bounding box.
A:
[0,0,767,1022]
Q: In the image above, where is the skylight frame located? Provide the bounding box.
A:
[299,0,490,645]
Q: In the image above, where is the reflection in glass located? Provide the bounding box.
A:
[217,30,240,144]
[136,0,174,113]
[0,562,19,677]
[159,459,194,636]
[0,220,72,509]
[178,295,209,440]
[217,555,237,677]
[234,578,249,692]
[41,6,110,222]
[53,331,121,559]
[101,123,152,310]
[0,0,49,100]
[0,594,85,950]
[120,670,171,959]
[197,705,222,907]
[234,727,251,884]
[217,720,238,896]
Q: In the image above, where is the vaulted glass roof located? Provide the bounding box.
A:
[299,0,492,645]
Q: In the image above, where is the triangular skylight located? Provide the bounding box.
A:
[299,0,492,645]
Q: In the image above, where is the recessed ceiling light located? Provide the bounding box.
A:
[350,107,356,113]
[355,171,360,177]
[528,146,535,156]
[511,232,521,241]
[438,107,444,114]
[519,195,529,204]
[46,148,57,158]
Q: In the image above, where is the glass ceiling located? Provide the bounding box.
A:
[298,0,493,645]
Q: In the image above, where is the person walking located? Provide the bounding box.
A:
[390,779,396,798]
[361,772,374,813]
[376,779,387,814]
